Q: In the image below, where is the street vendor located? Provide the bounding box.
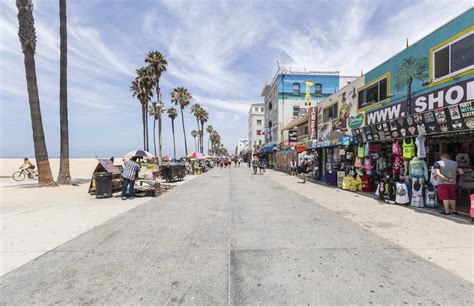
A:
[121,157,140,200]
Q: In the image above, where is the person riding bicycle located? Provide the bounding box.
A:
[20,158,35,178]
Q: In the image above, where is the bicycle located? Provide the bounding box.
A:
[12,168,38,181]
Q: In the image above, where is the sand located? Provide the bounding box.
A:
[0,158,101,178]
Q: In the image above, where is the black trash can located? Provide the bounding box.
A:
[95,172,112,198]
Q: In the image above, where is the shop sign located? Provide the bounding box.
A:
[289,129,298,142]
[280,141,297,148]
[298,107,308,118]
[366,78,473,125]
[353,100,474,142]
[309,106,317,139]
[348,113,364,129]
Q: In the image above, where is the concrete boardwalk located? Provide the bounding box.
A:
[1,167,472,304]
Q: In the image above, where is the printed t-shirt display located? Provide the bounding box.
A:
[395,182,410,204]
[402,138,416,159]
[411,183,424,208]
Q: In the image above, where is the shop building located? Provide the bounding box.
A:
[248,103,265,159]
[260,69,357,166]
[312,8,473,213]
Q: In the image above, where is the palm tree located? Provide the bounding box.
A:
[191,130,198,152]
[210,130,220,156]
[191,103,202,150]
[148,102,160,158]
[145,51,167,159]
[167,107,178,160]
[131,67,154,150]
[57,0,70,185]
[171,87,192,155]
[16,0,55,186]
[198,108,208,153]
[206,125,213,154]
[395,56,428,115]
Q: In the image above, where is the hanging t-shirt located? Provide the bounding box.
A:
[357,144,365,158]
[415,135,426,158]
[411,184,424,208]
[363,158,373,176]
[424,184,437,208]
[376,157,387,174]
[456,153,471,168]
[402,138,416,159]
[364,143,370,157]
[392,140,402,156]
[383,180,396,203]
[395,182,410,204]
[354,157,363,168]
[393,157,401,175]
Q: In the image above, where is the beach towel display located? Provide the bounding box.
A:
[411,183,424,208]
[395,182,410,204]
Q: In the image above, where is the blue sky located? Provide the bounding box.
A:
[0,0,472,157]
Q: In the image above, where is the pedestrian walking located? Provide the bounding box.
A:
[299,157,311,183]
[434,153,463,215]
[252,158,258,175]
[289,159,297,176]
[238,157,242,167]
[121,157,140,200]
[258,159,265,175]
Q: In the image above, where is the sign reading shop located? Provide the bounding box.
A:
[365,78,474,125]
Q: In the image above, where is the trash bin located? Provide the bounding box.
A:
[95,172,112,198]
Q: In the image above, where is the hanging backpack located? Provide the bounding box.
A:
[392,140,402,156]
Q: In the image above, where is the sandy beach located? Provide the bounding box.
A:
[0,158,103,178]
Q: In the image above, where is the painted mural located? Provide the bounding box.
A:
[313,77,365,148]
[277,73,339,101]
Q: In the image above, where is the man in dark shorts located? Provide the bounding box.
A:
[434,153,463,215]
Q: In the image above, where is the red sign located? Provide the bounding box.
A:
[309,106,317,139]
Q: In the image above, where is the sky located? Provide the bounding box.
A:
[0,0,472,158]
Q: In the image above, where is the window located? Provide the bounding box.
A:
[293,106,300,117]
[292,83,300,95]
[304,126,309,135]
[315,83,322,95]
[258,140,262,145]
[268,102,273,110]
[433,32,474,79]
[357,77,388,109]
[260,107,264,112]
[256,130,262,135]
[323,104,338,122]
[254,107,258,111]
[257,119,262,125]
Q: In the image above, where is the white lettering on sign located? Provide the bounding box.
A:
[428,90,444,110]
[366,104,401,125]
[415,96,427,112]
[467,81,474,101]
[445,85,463,105]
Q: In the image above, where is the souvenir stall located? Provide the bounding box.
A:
[351,100,474,213]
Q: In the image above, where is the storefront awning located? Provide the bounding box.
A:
[261,144,277,154]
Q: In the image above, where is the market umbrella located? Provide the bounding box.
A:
[187,151,204,159]
[124,150,154,159]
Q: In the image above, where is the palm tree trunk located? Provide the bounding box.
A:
[194,137,197,152]
[172,119,176,160]
[23,53,55,186]
[142,103,146,150]
[57,0,70,185]
[156,77,162,160]
[153,116,157,158]
[180,107,188,155]
[158,114,162,159]
[406,78,412,115]
[145,103,149,151]
[200,121,204,153]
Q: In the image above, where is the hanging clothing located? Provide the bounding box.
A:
[357,144,365,158]
[361,175,371,192]
[395,182,410,204]
[415,135,426,158]
[354,157,363,168]
[429,166,438,187]
[376,157,387,174]
[363,157,373,176]
[393,157,401,176]
[409,157,429,180]
[364,143,370,157]
[369,143,380,153]
[392,140,402,156]
[424,183,437,208]
[383,180,396,203]
[402,138,416,159]
[456,153,471,168]
[411,183,424,208]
